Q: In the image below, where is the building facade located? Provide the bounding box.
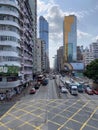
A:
[90,42,98,59]
[39,16,49,72]
[0,0,36,90]
[77,46,83,61]
[29,0,37,73]
[36,39,42,73]
[36,38,46,73]
[57,46,63,72]
[63,15,77,62]
[83,47,94,66]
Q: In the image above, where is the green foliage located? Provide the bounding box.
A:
[84,59,98,82]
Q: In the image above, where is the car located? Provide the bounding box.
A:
[85,87,93,95]
[92,89,98,95]
[42,78,48,85]
[52,75,56,79]
[34,83,40,89]
[29,88,36,94]
[61,87,68,93]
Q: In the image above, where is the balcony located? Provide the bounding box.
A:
[0,10,19,19]
[0,41,20,48]
[0,30,20,39]
[0,20,20,29]
[0,0,20,11]
[0,61,21,67]
[0,51,19,57]
[24,71,32,75]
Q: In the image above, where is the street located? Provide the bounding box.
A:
[0,75,98,130]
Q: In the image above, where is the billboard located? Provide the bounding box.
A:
[70,62,84,70]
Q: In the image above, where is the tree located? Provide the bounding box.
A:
[84,59,98,83]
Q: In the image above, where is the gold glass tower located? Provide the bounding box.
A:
[63,15,77,63]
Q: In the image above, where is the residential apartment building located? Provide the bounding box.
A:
[90,42,98,59]
[39,16,49,72]
[77,46,83,61]
[0,0,36,90]
[29,0,37,73]
[63,15,77,62]
[57,46,63,72]
[36,39,42,73]
[37,38,46,73]
[83,47,94,66]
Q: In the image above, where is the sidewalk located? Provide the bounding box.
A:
[0,82,35,103]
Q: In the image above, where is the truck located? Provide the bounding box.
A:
[69,85,78,95]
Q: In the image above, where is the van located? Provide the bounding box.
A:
[70,86,78,95]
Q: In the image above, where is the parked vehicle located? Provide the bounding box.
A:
[29,88,36,94]
[92,89,98,95]
[85,87,93,95]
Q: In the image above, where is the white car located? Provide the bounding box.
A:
[61,87,68,93]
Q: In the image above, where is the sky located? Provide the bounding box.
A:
[37,0,98,68]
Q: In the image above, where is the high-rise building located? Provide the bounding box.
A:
[63,15,77,62]
[57,46,63,72]
[77,46,83,61]
[83,47,94,66]
[90,42,98,59]
[39,16,49,72]
[37,38,46,73]
[0,0,36,90]
[29,0,37,73]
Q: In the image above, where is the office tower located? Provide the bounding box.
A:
[0,0,36,90]
[39,16,49,72]
[63,15,77,62]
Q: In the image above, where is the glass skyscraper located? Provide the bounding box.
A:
[63,15,77,62]
[39,16,49,71]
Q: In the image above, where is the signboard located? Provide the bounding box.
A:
[0,67,8,73]
[70,62,84,70]
[0,66,19,74]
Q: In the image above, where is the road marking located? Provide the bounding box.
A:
[7,112,37,129]
[51,99,80,120]
[86,124,98,130]
[47,119,61,126]
[57,100,90,130]
[71,118,82,124]
[0,102,18,120]
[0,122,12,130]
[80,106,98,130]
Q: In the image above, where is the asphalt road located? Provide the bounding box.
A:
[0,76,98,130]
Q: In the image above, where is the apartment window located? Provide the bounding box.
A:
[0,36,20,42]
[0,15,19,24]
